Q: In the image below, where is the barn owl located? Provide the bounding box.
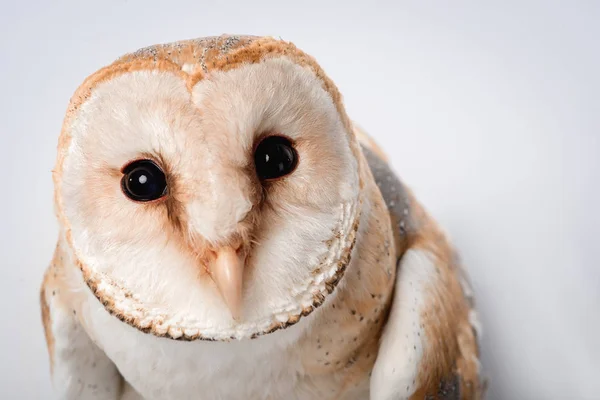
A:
[40,35,484,400]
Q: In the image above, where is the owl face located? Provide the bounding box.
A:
[56,41,363,340]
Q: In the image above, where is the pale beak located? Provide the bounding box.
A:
[209,247,245,321]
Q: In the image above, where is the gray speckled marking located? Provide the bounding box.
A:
[220,35,241,53]
[198,35,244,73]
[361,145,416,242]
[199,38,217,73]
[131,46,159,61]
[425,374,461,400]
[122,35,258,72]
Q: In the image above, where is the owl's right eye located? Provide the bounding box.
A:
[121,160,167,202]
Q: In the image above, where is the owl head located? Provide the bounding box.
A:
[54,35,364,341]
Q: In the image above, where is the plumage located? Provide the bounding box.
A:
[41,34,484,400]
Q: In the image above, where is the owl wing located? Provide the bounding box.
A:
[369,247,484,400]
[40,241,126,400]
[356,130,484,400]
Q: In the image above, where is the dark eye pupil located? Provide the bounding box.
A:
[121,160,167,201]
[254,136,298,180]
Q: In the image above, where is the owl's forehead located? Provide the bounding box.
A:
[72,57,340,168]
[61,35,357,165]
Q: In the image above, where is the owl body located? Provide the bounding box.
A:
[41,35,483,400]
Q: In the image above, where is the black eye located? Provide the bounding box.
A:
[254,136,298,180]
[121,160,167,202]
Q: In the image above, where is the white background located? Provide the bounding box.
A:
[1,1,599,399]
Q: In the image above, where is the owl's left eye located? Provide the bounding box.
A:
[254,136,298,180]
[121,160,167,202]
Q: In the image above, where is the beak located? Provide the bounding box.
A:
[208,246,245,321]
